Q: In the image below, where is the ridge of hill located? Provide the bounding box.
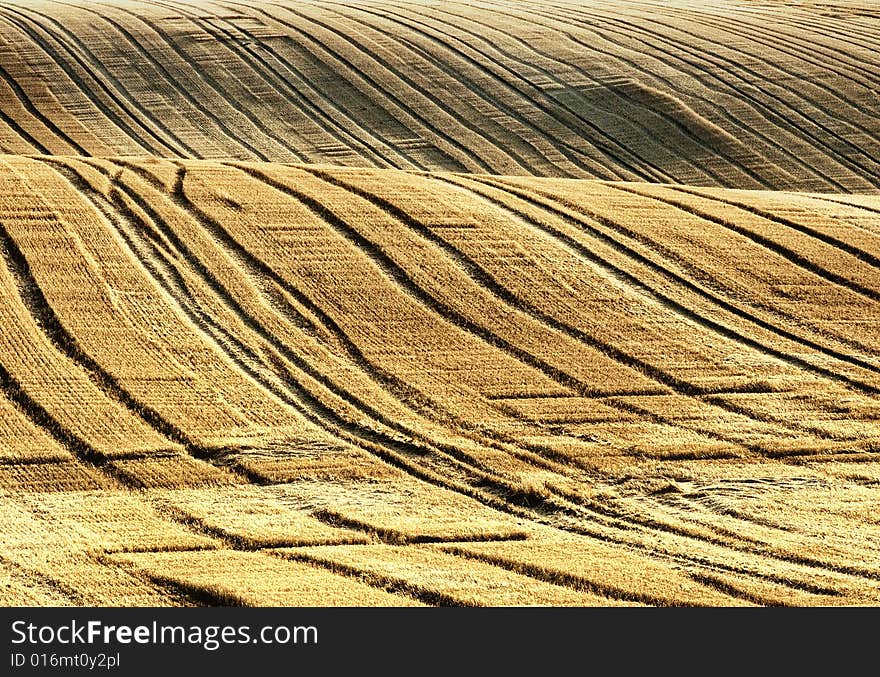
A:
[1,154,879,605]
[0,0,878,190]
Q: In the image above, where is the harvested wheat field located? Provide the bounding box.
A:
[0,0,879,608]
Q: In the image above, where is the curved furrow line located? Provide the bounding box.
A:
[559,485,880,584]
[427,177,880,447]
[267,552,460,607]
[444,543,838,607]
[53,0,270,161]
[543,479,880,586]
[317,0,670,181]
[1,2,877,607]
[514,178,880,361]
[145,0,330,162]
[260,0,645,177]
[122,7,298,164]
[167,165,522,466]
[0,62,82,155]
[436,548,715,608]
[498,175,880,378]
[278,10,557,176]
[0,177,189,462]
[300,167,867,456]
[208,168,852,544]
[1,164,254,468]
[511,0,875,190]
[181,18,320,162]
[665,493,800,535]
[3,3,197,157]
[0,555,95,606]
[146,161,613,492]
[150,173,575,481]
[452,14,765,184]
[199,10,404,169]
[610,183,880,306]
[0,361,130,483]
[105,161,329,342]
[11,2,200,158]
[657,22,880,161]
[197,0,490,174]
[241,1,519,174]
[311,167,860,446]
[668,9,880,92]
[717,4,880,58]
[378,0,759,187]
[529,36,819,191]
[778,20,880,58]
[233,164,620,397]
[63,164,315,410]
[280,167,717,394]
[625,0,880,62]
[685,574,789,608]
[145,0,417,169]
[228,163,716,471]
[666,524,851,594]
[14,161,317,486]
[543,2,880,186]
[0,218,166,489]
[0,8,161,156]
[788,197,880,244]
[123,1,304,162]
[445,0,848,191]
[2,204,859,597]
[357,34,578,176]
[604,186,880,359]
[372,0,679,182]
[672,0,880,40]
[559,507,852,598]
[498,467,871,592]
[106,162,479,460]
[809,194,880,219]
[458,174,880,392]
[624,2,880,108]
[59,158,575,508]
[642,0,880,75]
[0,106,47,155]
[252,164,789,457]
[182,4,404,169]
[666,185,880,274]
[298,1,582,177]
[62,162,428,481]
[572,1,880,147]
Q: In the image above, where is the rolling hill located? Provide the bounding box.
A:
[1,0,879,606]
[1,0,879,189]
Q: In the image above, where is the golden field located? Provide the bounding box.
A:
[0,0,878,606]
